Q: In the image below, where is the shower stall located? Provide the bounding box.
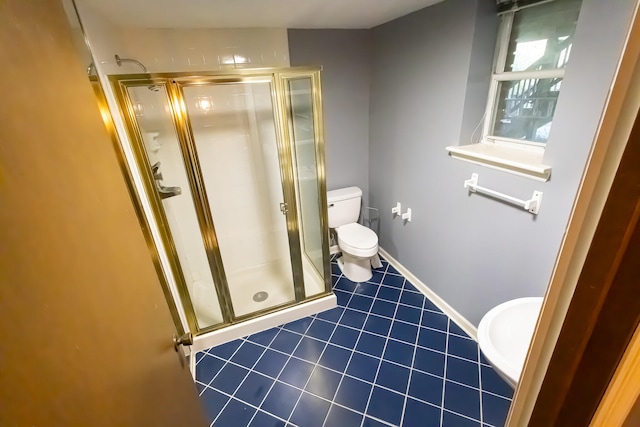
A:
[108,68,333,345]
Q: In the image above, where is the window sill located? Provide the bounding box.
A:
[445,142,551,181]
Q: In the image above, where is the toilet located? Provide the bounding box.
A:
[327,187,382,282]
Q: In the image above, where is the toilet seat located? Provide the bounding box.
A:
[337,223,378,258]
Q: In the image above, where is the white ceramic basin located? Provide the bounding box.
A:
[478,297,543,388]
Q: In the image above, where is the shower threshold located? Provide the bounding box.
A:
[191,293,336,355]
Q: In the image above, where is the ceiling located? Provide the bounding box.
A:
[81,0,445,29]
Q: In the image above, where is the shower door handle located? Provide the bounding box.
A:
[280,202,288,215]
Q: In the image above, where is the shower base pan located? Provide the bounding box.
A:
[192,292,335,353]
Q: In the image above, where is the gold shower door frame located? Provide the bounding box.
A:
[278,71,332,294]
[110,68,332,336]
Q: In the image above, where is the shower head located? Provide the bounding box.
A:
[114,54,148,73]
[86,54,160,92]
[86,54,151,76]
[114,54,160,92]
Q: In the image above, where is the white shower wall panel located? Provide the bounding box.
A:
[189,83,290,277]
[73,1,128,73]
[119,28,290,73]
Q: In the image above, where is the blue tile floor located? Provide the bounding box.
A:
[195,256,514,427]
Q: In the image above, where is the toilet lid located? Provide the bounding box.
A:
[337,223,378,249]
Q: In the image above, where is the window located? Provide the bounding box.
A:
[483,0,583,147]
[446,0,584,180]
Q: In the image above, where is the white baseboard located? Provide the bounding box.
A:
[378,247,478,341]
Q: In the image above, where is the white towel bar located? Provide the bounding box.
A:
[464,173,543,214]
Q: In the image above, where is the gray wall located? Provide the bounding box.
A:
[369,0,637,325]
[287,0,637,326]
[288,29,372,206]
[459,0,498,145]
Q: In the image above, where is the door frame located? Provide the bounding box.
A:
[506,2,640,424]
[590,323,640,426]
[528,79,640,425]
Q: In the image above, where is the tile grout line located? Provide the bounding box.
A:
[197,257,501,426]
[200,337,248,397]
[244,272,345,427]
[439,318,451,427]
[242,325,472,372]
[243,319,312,427]
[198,350,501,401]
[200,385,336,427]
[320,262,392,427]
[204,339,248,426]
[442,407,488,425]
[334,289,448,319]
[198,355,460,411]
[203,324,395,425]
[210,334,274,426]
[302,314,482,370]
[197,323,505,388]
[227,327,285,427]
[285,269,360,426]
[329,298,449,329]
[478,344,484,426]
[200,377,484,427]
[358,268,404,427]
[322,264,389,427]
[316,303,446,331]
[198,265,345,401]
[399,284,427,426]
[278,314,483,366]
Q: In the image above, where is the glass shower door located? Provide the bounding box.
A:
[125,84,225,330]
[180,79,299,317]
[283,74,331,298]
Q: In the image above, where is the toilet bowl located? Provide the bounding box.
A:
[336,222,381,282]
[478,297,543,387]
[327,187,381,282]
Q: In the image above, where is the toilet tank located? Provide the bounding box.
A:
[327,187,362,228]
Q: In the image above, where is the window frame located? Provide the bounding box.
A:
[482,3,568,150]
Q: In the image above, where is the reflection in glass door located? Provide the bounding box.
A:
[126,84,225,329]
[285,76,329,298]
[180,80,298,317]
